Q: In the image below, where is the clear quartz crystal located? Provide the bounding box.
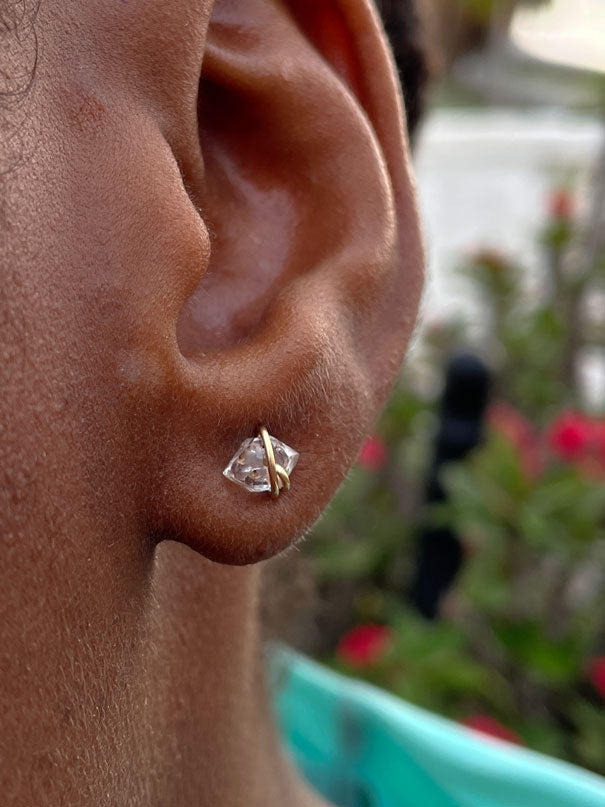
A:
[223,435,299,493]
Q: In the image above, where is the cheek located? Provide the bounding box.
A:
[56,101,210,349]
[37,86,212,451]
[49,0,210,114]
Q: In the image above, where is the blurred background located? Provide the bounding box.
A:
[267,0,605,777]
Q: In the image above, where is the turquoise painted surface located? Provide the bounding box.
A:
[269,646,605,807]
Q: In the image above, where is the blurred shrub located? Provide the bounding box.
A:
[305,181,605,773]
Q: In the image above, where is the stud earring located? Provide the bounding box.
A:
[223,425,299,498]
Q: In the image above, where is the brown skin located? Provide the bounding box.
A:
[0,1,424,805]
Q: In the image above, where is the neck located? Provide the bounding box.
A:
[148,542,326,807]
[3,485,324,806]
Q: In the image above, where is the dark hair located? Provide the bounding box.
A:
[0,2,40,96]
[375,0,432,142]
[0,0,41,173]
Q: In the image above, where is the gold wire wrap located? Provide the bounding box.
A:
[257,425,290,498]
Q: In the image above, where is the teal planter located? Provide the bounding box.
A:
[269,646,605,807]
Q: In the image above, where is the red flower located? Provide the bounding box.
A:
[548,188,574,221]
[462,714,523,745]
[336,624,393,668]
[488,402,541,479]
[588,657,605,698]
[358,435,388,471]
[547,411,593,462]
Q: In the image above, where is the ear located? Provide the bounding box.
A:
[147,0,424,564]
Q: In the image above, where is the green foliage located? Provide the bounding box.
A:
[305,184,605,775]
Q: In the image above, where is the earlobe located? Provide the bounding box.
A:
[147,0,423,565]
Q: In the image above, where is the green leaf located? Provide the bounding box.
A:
[493,621,579,684]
